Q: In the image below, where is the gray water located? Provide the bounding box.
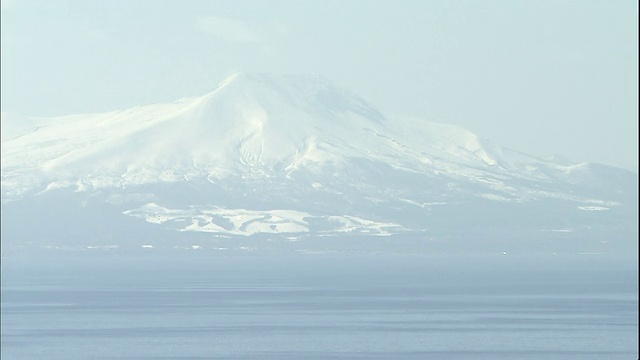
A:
[1,254,637,359]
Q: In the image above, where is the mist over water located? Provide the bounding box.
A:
[2,253,637,359]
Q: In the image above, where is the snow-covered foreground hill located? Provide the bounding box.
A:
[1,73,637,255]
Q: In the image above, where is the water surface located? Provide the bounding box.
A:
[2,254,637,359]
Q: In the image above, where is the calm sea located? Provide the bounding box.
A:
[1,254,638,359]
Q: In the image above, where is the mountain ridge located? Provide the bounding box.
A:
[1,73,637,254]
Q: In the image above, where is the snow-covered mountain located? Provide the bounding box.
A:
[1,73,637,254]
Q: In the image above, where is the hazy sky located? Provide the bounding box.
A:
[1,0,637,170]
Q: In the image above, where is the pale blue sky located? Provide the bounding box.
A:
[1,0,637,170]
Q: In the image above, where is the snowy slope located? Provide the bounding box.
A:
[1,73,594,199]
[1,73,637,253]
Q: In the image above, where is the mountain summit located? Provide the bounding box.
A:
[1,73,637,254]
[2,72,389,196]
